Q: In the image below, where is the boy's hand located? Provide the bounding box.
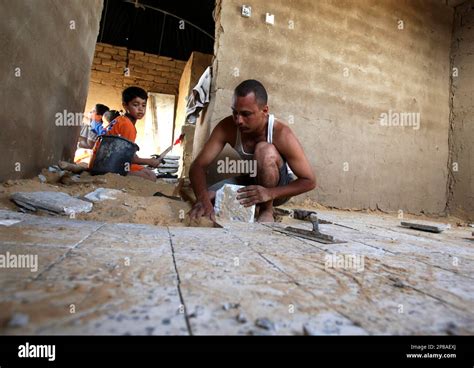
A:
[148,158,162,168]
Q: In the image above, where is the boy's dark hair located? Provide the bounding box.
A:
[122,86,148,104]
[103,110,121,122]
[234,79,268,107]
[95,104,109,116]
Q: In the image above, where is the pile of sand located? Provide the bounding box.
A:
[0,172,194,227]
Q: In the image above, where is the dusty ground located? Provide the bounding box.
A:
[0,170,469,230]
[0,172,192,227]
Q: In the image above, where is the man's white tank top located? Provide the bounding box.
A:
[233,114,294,175]
[234,114,275,160]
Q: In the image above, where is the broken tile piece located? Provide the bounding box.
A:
[7,312,29,328]
[214,184,255,223]
[236,313,248,324]
[222,302,240,311]
[255,317,275,331]
[400,221,451,233]
[303,312,368,335]
[11,191,93,215]
[0,219,22,226]
[84,188,122,202]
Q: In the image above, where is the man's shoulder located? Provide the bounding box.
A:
[217,115,234,128]
[273,118,292,136]
[214,116,236,135]
[272,118,297,153]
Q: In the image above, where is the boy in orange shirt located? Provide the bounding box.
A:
[92,87,161,181]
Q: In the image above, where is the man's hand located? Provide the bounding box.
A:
[188,200,216,221]
[237,185,274,207]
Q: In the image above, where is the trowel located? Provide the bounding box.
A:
[272,214,345,244]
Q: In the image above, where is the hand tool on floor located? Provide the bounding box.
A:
[152,191,182,201]
[273,207,332,223]
[272,214,345,244]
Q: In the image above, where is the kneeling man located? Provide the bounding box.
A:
[189,79,316,222]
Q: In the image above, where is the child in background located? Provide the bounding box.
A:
[91,87,160,181]
[102,110,121,130]
[77,103,109,149]
[75,103,110,165]
[89,103,110,136]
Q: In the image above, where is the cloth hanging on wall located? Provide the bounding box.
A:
[185,66,212,124]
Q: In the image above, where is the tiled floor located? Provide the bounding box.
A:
[0,209,473,335]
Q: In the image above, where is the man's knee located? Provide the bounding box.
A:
[254,142,282,168]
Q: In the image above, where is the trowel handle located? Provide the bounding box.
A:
[309,214,319,232]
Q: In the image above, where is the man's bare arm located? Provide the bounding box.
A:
[133,155,161,167]
[188,118,232,218]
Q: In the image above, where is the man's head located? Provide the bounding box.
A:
[232,80,268,133]
[90,103,109,122]
[122,86,148,120]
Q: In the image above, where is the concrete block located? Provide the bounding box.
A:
[103,46,118,55]
[214,184,255,223]
[129,59,143,67]
[148,56,161,64]
[133,66,148,74]
[95,65,110,73]
[112,54,126,62]
[109,67,125,75]
[134,54,149,62]
[101,59,117,67]
[96,52,111,60]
